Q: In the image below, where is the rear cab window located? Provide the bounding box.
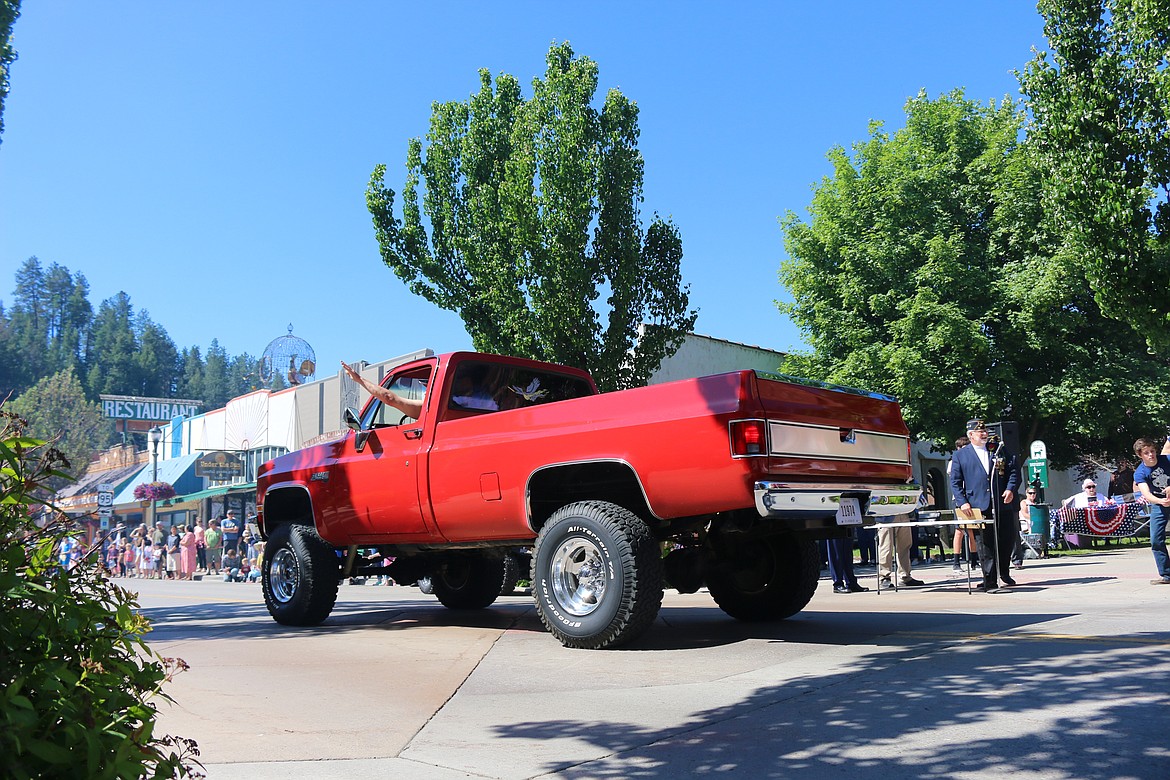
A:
[441,360,594,421]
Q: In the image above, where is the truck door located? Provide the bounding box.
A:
[329,363,437,543]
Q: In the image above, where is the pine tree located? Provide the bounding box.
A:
[85,293,138,396]
[228,352,260,397]
[133,310,179,396]
[202,340,229,408]
[177,346,205,400]
[8,257,47,388]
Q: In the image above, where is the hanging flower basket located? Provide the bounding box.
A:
[134,481,176,502]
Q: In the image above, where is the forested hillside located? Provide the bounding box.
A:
[0,256,284,468]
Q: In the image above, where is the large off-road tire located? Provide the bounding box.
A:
[532,501,663,649]
[432,555,506,610]
[262,524,340,626]
[706,534,819,621]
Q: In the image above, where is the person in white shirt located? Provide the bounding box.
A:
[1062,478,1109,509]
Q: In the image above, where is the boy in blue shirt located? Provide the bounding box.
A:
[1132,437,1170,584]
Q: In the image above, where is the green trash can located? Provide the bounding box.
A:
[1029,503,1051,553]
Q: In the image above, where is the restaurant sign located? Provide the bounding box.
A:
[196,451,244,481]
[100,395,202,422]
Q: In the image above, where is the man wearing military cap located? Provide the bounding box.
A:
[950,417,1022,592]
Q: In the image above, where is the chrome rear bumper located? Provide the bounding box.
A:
[754,481,921,520]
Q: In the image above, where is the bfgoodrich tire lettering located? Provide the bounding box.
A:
[262,524,340,626]
[706,534,819,621]
[533,501,663,649]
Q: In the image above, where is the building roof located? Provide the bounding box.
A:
[56,461,145,500]
[681,330,788,357]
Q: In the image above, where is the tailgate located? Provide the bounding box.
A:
[751,371,912,480]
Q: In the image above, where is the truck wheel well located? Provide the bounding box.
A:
[528,461,654,533]
[262,487,315,536]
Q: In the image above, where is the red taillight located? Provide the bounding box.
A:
[731,420,768,456]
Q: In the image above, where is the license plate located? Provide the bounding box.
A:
[835,497,862,526]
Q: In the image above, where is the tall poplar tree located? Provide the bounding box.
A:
[367,42,696,391]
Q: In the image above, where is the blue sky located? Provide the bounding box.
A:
[0,1,1048,380]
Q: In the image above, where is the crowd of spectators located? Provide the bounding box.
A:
[100,510,266,584]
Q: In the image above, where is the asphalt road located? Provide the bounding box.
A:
[138,549,1170,779]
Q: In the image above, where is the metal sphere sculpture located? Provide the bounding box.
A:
[260,324,317,386]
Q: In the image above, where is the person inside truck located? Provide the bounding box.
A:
[341,361,425,420]
[449,363,500,411]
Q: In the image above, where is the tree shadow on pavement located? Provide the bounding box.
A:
[628,599,1079,651]
[491,625,1170,779]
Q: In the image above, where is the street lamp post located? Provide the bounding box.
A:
[149,426,162,529]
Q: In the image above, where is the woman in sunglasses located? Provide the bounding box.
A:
[1015,487,1041,567]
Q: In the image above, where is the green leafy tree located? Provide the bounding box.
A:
[0,411,202,777]
[8,368,107,485]
[1019,0,1170,350]
[0,0,19,146]
[778,90,1170,467]
[367,41,696,391]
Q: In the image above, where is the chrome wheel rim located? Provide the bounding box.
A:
[550,537,607,617]
[270,547,300,604]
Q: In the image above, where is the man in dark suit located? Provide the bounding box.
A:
[950,419,1022,591]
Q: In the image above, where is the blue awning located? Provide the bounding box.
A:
[112,452,205,505]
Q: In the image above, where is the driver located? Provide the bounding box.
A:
[341,361,424,420]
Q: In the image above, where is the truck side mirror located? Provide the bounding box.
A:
[344,406,373,452]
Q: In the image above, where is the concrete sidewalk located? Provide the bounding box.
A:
[142,548,1170,779]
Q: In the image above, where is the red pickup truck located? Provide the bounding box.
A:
[257,351,919,648]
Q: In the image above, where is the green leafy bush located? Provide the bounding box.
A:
[0,409,202,778]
